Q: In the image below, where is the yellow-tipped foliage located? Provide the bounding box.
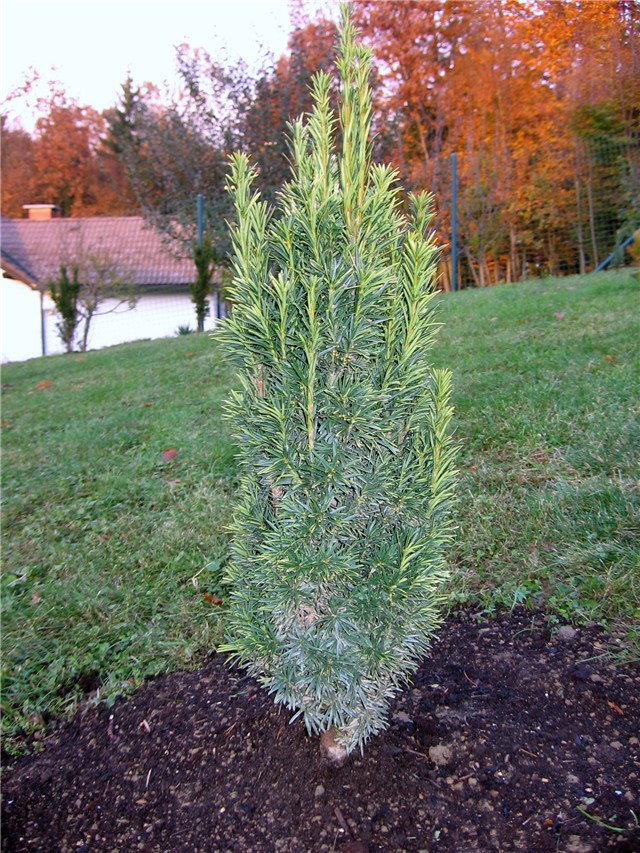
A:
[220,6,457,754]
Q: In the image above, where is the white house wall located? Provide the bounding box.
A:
[43,292,219,355]
[1,274,45,363]
[2,275,219,363]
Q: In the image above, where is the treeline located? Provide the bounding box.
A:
[353,0,639,285]
[2,0,638,287]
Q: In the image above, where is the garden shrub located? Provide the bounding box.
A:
[220,7,457,757]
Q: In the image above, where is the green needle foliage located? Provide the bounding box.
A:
[192,234,215,332]
[49,265,81,353]
[220,7,457,755]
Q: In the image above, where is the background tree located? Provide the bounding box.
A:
[1,84,139,218]
[101,70,235,331]
[113,32,341,326]
[74,252,138,352]
[241,17,339,203]
[49,265,81,353]
[29,94,102,216]
[191,234,216,332]
[0,117,35,217]
[92,76,142,216]
[49,251,137,352]
[111,51,251,261]
[353,0,639,285]
[114,22,342,259]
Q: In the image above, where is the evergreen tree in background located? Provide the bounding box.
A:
[49,265,81,353]
[220,7,457,760]
[192,235,216,332]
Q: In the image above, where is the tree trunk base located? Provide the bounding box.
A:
[320,727,348,767]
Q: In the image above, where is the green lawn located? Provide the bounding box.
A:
[2,270,639,749]
[435,271,639,625]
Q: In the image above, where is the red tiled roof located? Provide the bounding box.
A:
[1,216,196,289]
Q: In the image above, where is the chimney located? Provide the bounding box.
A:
[22,204,61,221]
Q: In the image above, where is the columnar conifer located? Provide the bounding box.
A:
[220,7,457,758]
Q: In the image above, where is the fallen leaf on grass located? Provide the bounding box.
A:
[161,448,179,462]
[203,593,223,606]
[36,380,52,390]
[143,402,153,408]
[607,700,624,715]
[604,355,617,364]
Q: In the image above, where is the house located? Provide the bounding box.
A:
[1,208,224,363]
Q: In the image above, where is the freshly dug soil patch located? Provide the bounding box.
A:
[3,611,639,853]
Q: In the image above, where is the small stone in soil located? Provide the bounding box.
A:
[320,728,348,767]
[557,626,577,642]
[429,744,453,766]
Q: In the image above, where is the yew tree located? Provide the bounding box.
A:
[220,7,457,761]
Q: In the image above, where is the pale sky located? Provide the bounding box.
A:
[1,0,321,131]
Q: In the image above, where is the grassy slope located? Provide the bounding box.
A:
[2,336,237,742]
[2,270,638,746]
[434,271,639,625]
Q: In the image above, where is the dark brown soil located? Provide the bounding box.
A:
[2,610,639,853]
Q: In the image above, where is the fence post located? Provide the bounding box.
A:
[593,233,635,273]
[451,153,458,292]
[196,192,217,322]
[40,289,47,357]
[197,193,204,248]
